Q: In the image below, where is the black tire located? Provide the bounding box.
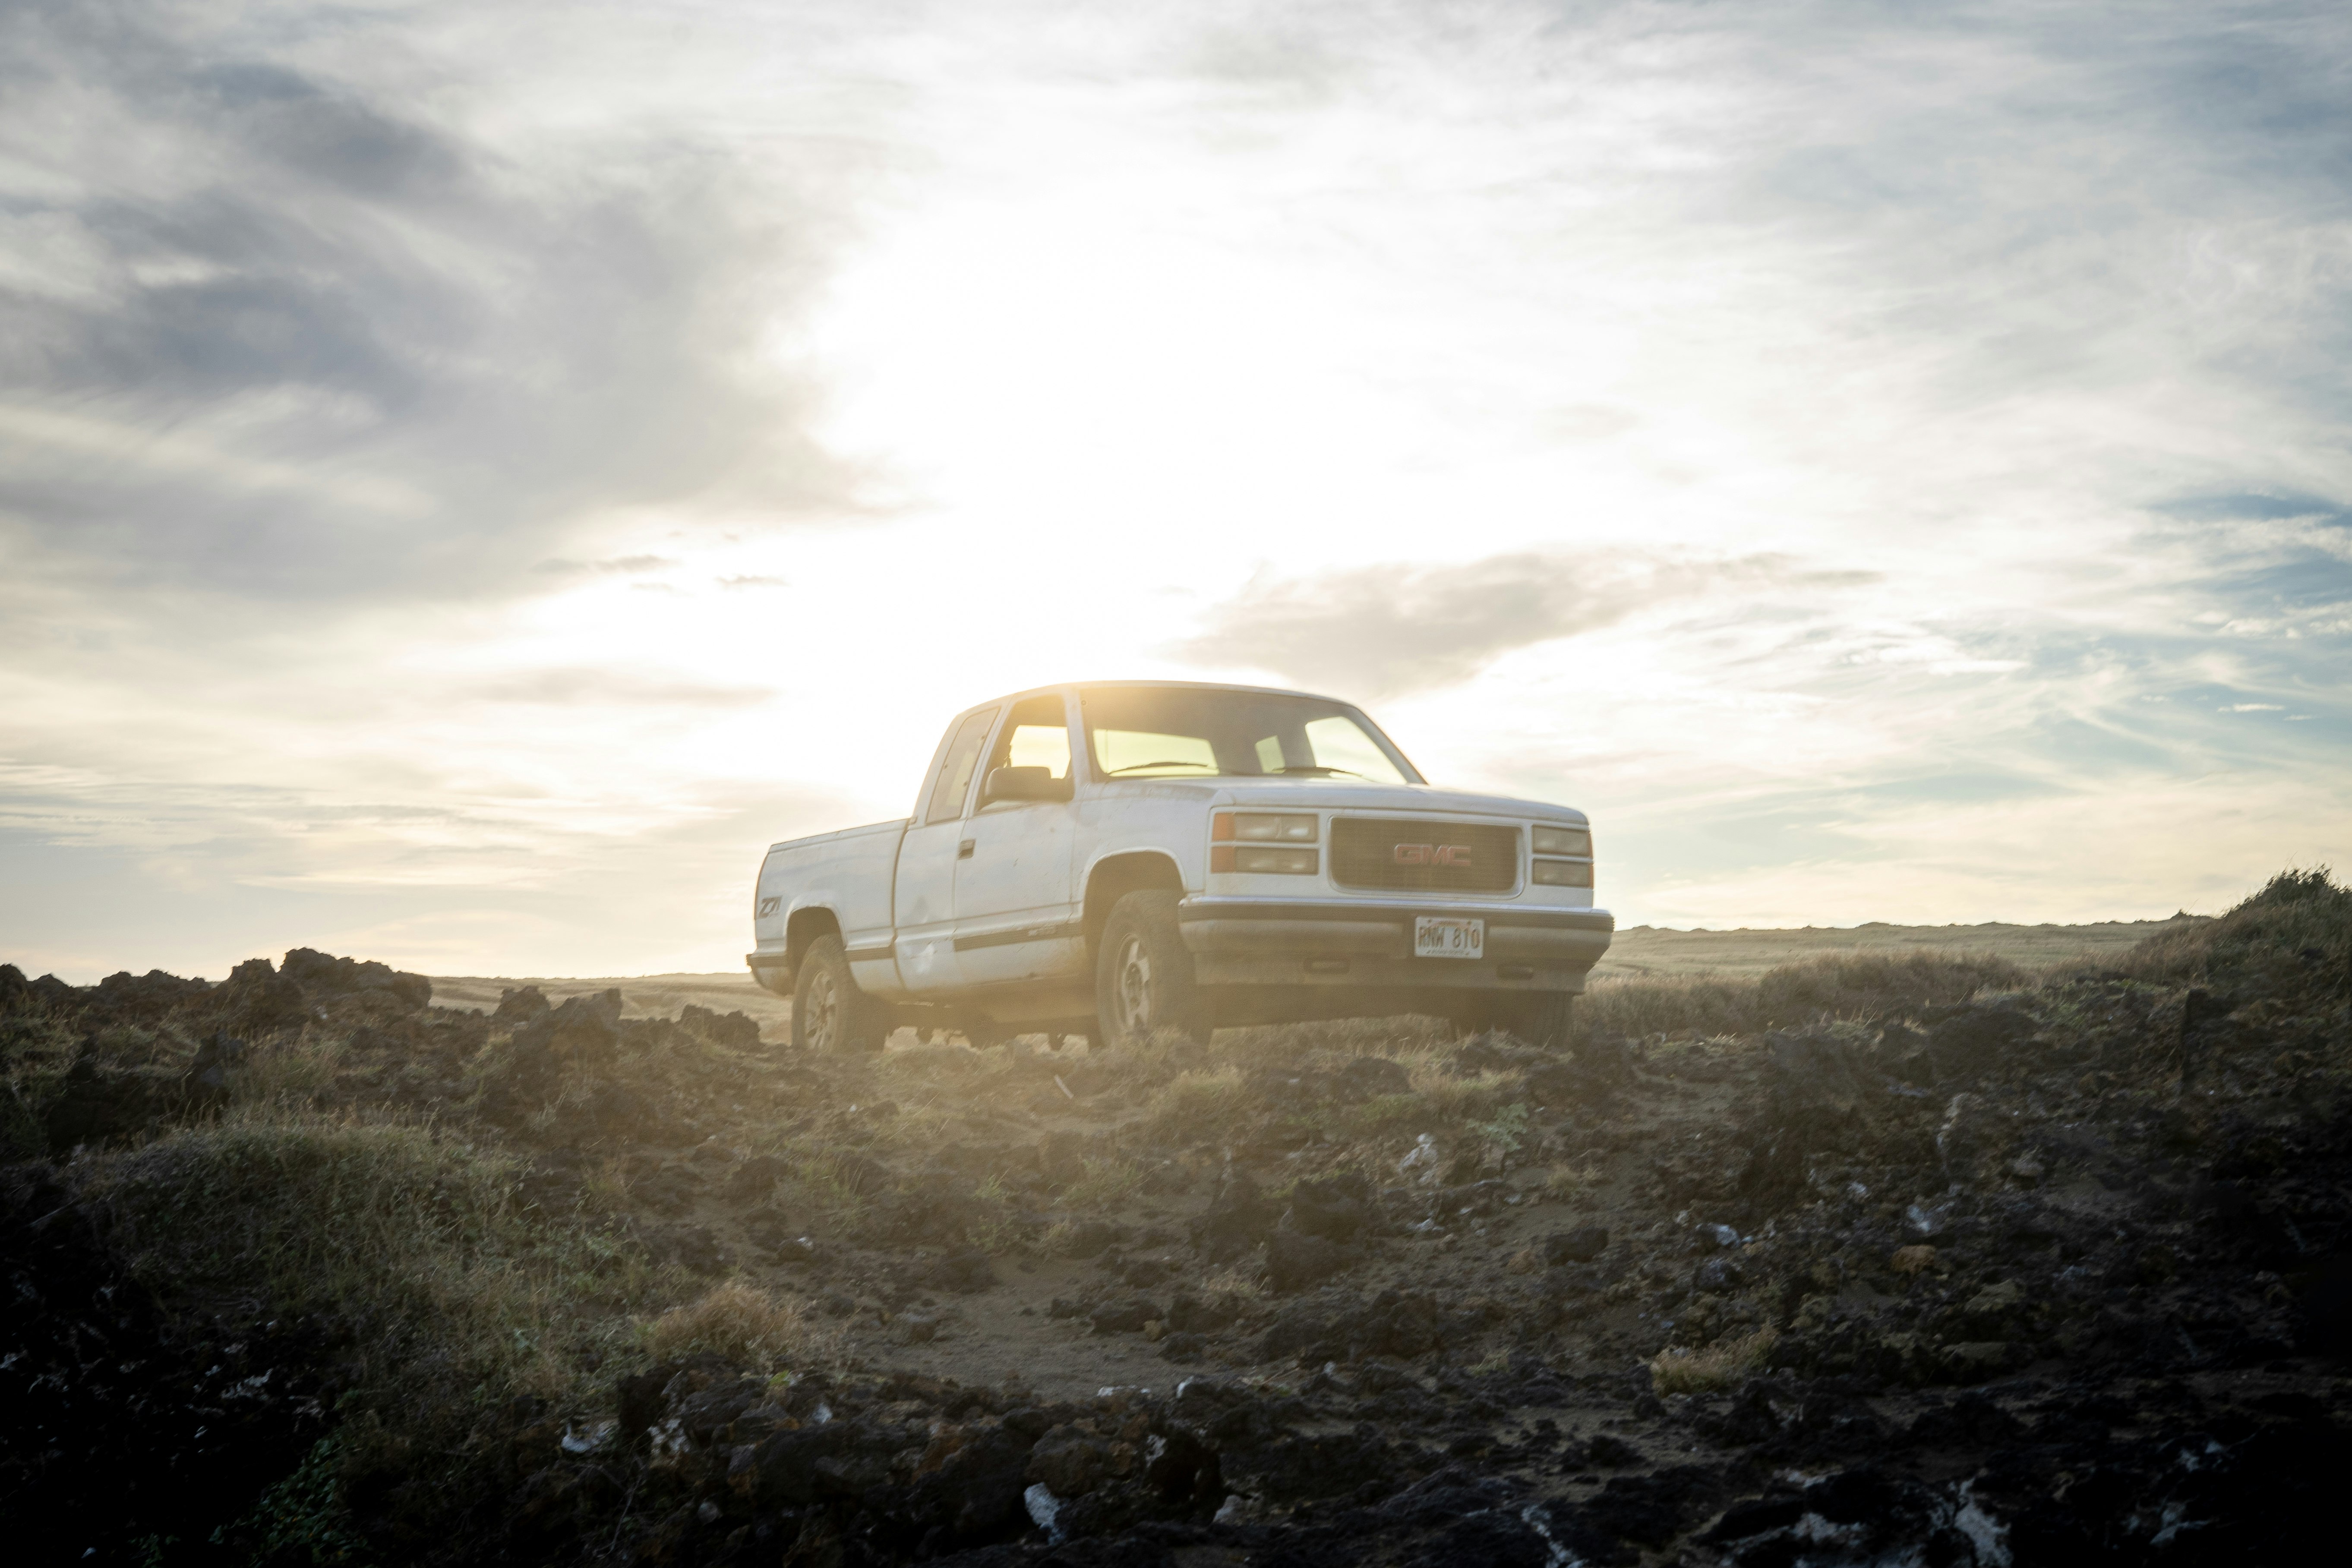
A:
[1490,992,1574,1049]
[792,934,886,1054]
[1094,890,1212,1047]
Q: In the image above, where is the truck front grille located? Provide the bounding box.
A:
[1329,819,1520,893]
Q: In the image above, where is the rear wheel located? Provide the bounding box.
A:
[1095,890,1211,1047]
[1489,992,1573,1049]
[792,935,886,1054]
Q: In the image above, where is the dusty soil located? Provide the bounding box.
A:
[4,885,2347,1566]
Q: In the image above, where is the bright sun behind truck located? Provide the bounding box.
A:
[746,681,1613,1052]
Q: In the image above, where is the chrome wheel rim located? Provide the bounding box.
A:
[1114,934,1153,1035]
[803,967,839,1049]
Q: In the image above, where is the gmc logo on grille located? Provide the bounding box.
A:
[1393,843,1473,867]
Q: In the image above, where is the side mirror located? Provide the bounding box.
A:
[982,765,1074,805]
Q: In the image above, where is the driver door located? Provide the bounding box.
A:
[953,693,1083,986]
[892,704,997,995]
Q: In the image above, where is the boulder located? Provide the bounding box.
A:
[1542,1226,1609,1264]
[1286,1170,1372,1241]
[1925,1001,2038,1081]
[1193,1170,1277,1262]
[1089,1296,1163,1335]
[1266,1230,1358,1294]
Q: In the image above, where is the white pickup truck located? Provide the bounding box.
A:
[745,681,1612,1052]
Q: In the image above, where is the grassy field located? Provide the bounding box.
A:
[431,915,2213,1019]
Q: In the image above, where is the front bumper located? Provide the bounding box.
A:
[1176,896,1613,991]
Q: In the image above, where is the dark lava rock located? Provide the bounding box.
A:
[1585,1464,1725,1547]
[281,946,432,1009]
[1193,1170,1277,1262]
[42,1053,168,1152]
[1543,1226,1610,1264]
[1336,1054,1413,1098]
[181,1029,246,1109]
[1260,1288,1442,1365]
[1167,1292,1237,1333]
[1702,1467,1990,1566]
[679,1002,762,1049]
[1266,1230,1359,1294]
[1026,1425,1116,1496]
[1,1165,335,1562]
[1159,1331,1209,1363]
[1287,1170,1373,1241]
[1692,1256,1743,1294]
[1090,1295,1165,1335]
[1585,1433,1643,1467]
[493,985,552,1027]
[218,956,311,1032]
[1925,1000,2038,1081]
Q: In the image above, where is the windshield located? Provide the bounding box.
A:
[1079,686,1417,783]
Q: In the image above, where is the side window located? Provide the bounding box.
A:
[925,708,999,825]
[982,694,1072,793]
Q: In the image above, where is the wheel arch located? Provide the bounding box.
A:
[785,905,843,975]
[1081,851,1186,962]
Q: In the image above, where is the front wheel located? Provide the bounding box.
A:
[792,935,886,1054]
[1094,890,1212,1047]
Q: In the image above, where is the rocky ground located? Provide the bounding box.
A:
[3,874,2347,1566]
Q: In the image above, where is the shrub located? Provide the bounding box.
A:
[642,1280,827,1368]
[78,1108,654,1433]
[1579,950,2030,1042]
[2080,866,2348,988]
[1649,1326,1779,1394]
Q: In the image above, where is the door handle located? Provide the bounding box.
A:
[958,839,975,859]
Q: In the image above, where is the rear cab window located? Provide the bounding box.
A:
[923,707,1000,823]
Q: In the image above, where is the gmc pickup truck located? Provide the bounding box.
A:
[745,681,1613,1052]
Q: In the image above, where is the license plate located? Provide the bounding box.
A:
[1415,916,1484,959]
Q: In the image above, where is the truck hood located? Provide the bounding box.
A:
[1200,779,1587,823]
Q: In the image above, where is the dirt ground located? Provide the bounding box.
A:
[5,885,2346,1566]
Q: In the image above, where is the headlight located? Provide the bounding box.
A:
[1212,845,1319,875]
[1213,812,1319,842]
[1531,824,1590,856]
[1531,859,1593,887]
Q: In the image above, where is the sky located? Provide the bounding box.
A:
[3,0,2349,982]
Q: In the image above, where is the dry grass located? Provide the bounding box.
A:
[1059,1154,1145,1210]
[79,1106,660,1429]
[2066,867,2347,987]
[0,1009,79,1159]
[1197,1264,1264,1301]
[641,1280,831,1369]
[1578,950,2033,1043]
[1143,1067,1251,1138]
[1540,1162,1603,1199]
[1649,1326,1780,1394]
